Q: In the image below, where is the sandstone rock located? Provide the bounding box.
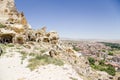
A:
[14,34,26,44]
[0,29,15,43]
[20,12,27,26]
[25,29,36,41]
[35,27,46,37]
[47,31,59,44]
[49,49,58,57]
[0,0,60,45]
[43,37,50,43]
[36,37,42,42]
[66,48,75,54]
[0,0,30,30]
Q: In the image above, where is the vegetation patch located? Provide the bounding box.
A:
[29,53,36,56]
[0,23,6,28]
[100,42,120,50]
[7,44,14,47]
[27,54,64,70]
[88,57,95,65]
[40,49,46,53]
[70,77,78,80]
[108,51,113,55]
[72,45,80,51]
[100,42,120,55]
[20,51,28,60]
[88,57,116,76]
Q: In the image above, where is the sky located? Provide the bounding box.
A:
[15,0,120,39]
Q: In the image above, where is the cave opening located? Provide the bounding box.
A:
[0,34,13,44]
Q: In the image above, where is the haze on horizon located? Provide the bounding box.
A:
[16,0,120,40]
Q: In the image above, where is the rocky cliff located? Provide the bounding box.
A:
[0,0,30,30]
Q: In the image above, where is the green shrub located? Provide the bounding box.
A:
[0,23,6,28]
[20,51,27,60]
[27,54,64,70]
[108,51,113,55]
[88,57,95,65]
[88,56,116,76]
[102,50,106,52]
[99,60,105,66]
[7,44,14,47]
[70,77,78,80]
[91,64,116,76]
[40,50,46,53]
[73,45,80,51]
[29,53,36,56]
[105,65,116,76]
[90,60,116,76]
[101,42,120,50]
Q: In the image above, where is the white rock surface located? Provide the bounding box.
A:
[0,50,82,80]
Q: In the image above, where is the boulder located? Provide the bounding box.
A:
[14,34,26,44]
[47,31,59,44]
[35,27,46,37]
[49,49,57,57]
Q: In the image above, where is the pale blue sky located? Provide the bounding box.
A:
[16,0,120,39]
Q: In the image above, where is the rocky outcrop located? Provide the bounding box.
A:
[0,0,31,44]
[0,0,59,45]
[49,49,58,57]
[0,0,30,28]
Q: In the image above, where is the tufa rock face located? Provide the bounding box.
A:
[0,0,16,16]
[0,0,17,21]
[0,0,30,29]
[0,0,60,44]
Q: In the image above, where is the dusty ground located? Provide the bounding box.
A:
[0,47,82,80]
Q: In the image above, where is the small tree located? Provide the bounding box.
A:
[99,60,105,66]
[106,65,116,76]
[88,57,95,65]
[108,51,113,55]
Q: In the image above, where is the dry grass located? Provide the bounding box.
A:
[27,54,64,70]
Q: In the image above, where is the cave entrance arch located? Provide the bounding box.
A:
[0,34,14,44]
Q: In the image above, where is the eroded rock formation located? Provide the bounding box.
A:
[0,0,59,45]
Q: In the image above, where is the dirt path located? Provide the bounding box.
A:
[0,51,83,80]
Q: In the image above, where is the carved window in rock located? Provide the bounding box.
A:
[16,37,24,44]
[35,33,42,37]
[0,34,13,43]
[43,38,49,43]
[37,38,41,43]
